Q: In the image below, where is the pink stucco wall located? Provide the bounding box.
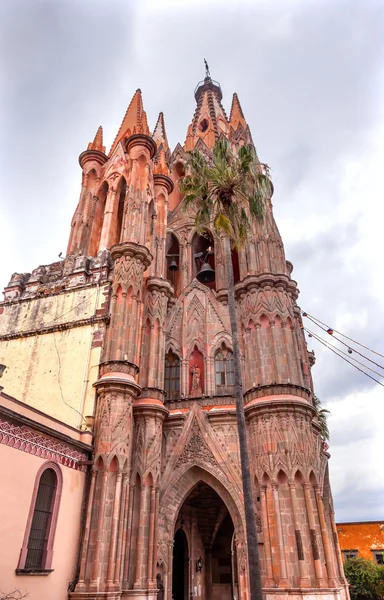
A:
[0,444,85,600]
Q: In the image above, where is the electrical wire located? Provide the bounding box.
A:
[302,310,384,359]
[303,313,384,372]
[305,327,384,379]
[53,331,86,423]
[304,327,384,388]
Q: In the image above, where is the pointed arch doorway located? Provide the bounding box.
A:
[171,481,238,600]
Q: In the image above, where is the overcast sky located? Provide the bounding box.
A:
[1,0,383,522]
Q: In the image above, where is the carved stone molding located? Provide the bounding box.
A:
[125,133,157,159]
[99,360,139,378]
[0,417,89,471]
[244,383,311,404]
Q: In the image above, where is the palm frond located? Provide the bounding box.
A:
[180,139,270,248]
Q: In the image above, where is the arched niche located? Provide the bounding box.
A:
[192,231,215,290]
[189,345,204,397]
[166,232,180,295]
[89,180,108,255]
[169,161,185,211]
[113,176,126,246]
[231,248,240,285]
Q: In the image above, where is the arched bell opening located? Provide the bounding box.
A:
[172,481,237,600]
[192,231,215,290]
[166,232,180,295]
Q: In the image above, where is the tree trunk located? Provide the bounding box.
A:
[223,235,263,600]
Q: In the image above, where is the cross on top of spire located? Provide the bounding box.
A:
[204,58,211,79]
[194,60,222,103]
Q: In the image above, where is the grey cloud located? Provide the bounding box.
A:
[1,0,383,521]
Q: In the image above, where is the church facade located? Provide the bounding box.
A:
[0,73,349,600]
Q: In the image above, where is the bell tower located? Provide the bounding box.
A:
[68,71,348,600]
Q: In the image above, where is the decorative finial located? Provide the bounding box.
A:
[204,58,211,79]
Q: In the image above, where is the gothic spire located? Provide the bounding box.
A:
[87,125,105,153]
[229,93,247,131]
[152,112,169,153]
[153,112,170,175]
[109,89,150,156]
[184,70,229,151]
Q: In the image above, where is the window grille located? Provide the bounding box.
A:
[25,468,57,569]
[342,549,358,561]
[372,550,384,565]
[215,347,234,394]
[164,350,180,400]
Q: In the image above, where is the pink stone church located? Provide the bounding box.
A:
[0,72,349,600]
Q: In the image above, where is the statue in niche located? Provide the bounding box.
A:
[156,573,164,600]
[190,363,202,396]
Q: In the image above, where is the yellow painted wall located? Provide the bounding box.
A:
[0,284,109,427]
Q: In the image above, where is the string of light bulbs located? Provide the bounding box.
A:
[303,326,384,388]
[302,310,384,359]
[302,311,384,372]
[305,326,384,380]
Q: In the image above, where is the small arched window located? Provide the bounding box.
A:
[17,463,62,573]
[164,349,180,400]
[215,346,234,394]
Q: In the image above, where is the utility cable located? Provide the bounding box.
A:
[53,331,87,423]
[302,313,384,372]
[305,327,384,379]
[304,327,384,388]
[302,310,384,359]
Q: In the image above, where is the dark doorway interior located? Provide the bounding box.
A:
[172,528,188,600]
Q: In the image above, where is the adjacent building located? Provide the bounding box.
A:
[337,521,384,564]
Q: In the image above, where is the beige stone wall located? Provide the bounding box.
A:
[0,444,85,600]
[0,284,108,427]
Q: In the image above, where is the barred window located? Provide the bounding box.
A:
[164,350,180,400]
[25,469,57,569]
[215,346,234,394]
[17,462,62,573]
[372,550,384,565]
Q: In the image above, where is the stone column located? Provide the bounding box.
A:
[99,188,118,250]
[303,482,326,586]
[288,482,310,587]
[114,473,129,584]
[330,509,348,584]
[260,485,275,587]
[271,483,289,587]
[78,468,97,584]
[131,401,169,592]
[315,485,337,587]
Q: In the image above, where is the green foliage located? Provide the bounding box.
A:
[312,394,331,441]
[344,557,384,600]
[179,139,270,248]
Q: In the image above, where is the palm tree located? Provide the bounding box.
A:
[180,139,270,600]
[313,395,331,441]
